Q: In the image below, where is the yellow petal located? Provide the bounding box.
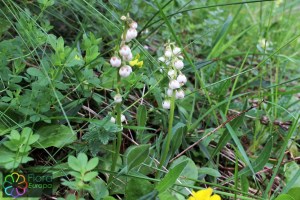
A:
[209,194,221,200]
[136,61,143,68]
[188,196,196,200]
[194,188,213,200]
[129,59,138,66]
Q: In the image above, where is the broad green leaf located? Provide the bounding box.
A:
[137,105,147,135]
[155,160,188,193]
[33,125,76,148]
[78,153,88,169]
[90,178,109,200]
[157,190,174,200]
[65,49,84,67]
[125,179,154,200]
[86,157,99,171]
[170,156,197,195]
[170,123,186,157]
[27,67,44,77]
[68,155,81,172]
[274,194,295,200]
[287,187,300,200]
[125,144,150,171]
[284,162,300,188]
[69,171,81,179]
[83,171,98,182]
[198,167,221,177]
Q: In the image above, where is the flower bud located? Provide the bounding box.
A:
[158,56,165,62]
[167,69,176,78]
[174,60,184,70]
[119,45,131,57]
[167,88,173,97]
[125,28,138,42]
[122,52,133,61]
[121,114,126,122]
[110,56,122,67]
[173,46,181,55]
[164,49,172,58]
[169,80,180,89]
[130,21,138,29]
[177,74,187,85]
[110,117,116,123]
[162,100,171,109]
[119,65,132,77]
[175,90,185,99]
[114,93,122,103]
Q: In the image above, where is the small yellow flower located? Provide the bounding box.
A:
[188,188,221,200]
[129,54,143,68]
[75,55,81,60]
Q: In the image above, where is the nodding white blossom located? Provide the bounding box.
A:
[177,74,187,85]
[114,93,122,103]
[122,52,133,61]
[160,42,186,106]
[174,60,184,70]
[110,117,116,123]
[167,88,173,97]
[119,45,131,57]
[121,114,126,122]
[158,56,165,63]
[175,90,185,99]
[164,49,172,58]
[110,56,122,67]
[169,80,180,90]
[167,69,176,78]
[119,65,132,77]
[130,21,138,29]
[173,46,181,55]
[162,100,171,109]
[121,16,127,20]
[125,28,138,42]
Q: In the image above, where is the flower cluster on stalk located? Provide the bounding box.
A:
[110,14,142,123]
[159,42,187,109]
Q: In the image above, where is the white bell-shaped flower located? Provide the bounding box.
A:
[177,74,187,85]
[125,28,138,42]
[122,52,133,61]
[162,100,171,109]
[119,45,131,57]
[110,117,116,123]
[110,56,122,67]
[175,90,185,99]
[130,21,138,29]
[174,59,184,70]
[114,94,122,103]
[167,88,173,97]
[119,65,132,77]
[173,46,181,55]
[121,114,126,122]
[167,69,176,78]
[169,80,180,89]
[164,49,172,58]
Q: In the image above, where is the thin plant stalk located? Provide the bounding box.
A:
[159,92,176,170]
[109,72,122,184]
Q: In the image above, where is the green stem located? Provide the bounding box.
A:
[159,92,176,170]
[109,72,122,184]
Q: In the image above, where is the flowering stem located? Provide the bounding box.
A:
[159,92,176,170]
[109,72,122,184]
